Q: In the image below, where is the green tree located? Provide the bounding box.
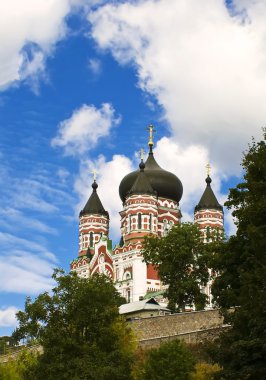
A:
[142,223,210,312]
[136,339,196,380]
[13,270,135,380]
[211,132,266,379]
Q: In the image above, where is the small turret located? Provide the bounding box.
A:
[194,165,224,242]
[195,175,223,212]
[80,180,109,217]
[78,177,109,256]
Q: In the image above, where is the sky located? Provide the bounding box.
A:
[0,0,264,335]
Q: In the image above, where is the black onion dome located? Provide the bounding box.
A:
[119,148,183,203]
[195,176,223,212]
[80,181,109,217]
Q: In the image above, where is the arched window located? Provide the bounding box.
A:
[127,289,131,303]
[129,215,132,231]
[138,213,142,230]
[89,232,93,247]
[81,234,85,249]
[149,214,152,231]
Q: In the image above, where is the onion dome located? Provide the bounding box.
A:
[119,145,183,203]
[127,160,155,197]
[195,175,223,212]
[80,180,109,217]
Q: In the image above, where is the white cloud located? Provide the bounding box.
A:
[0,0,84,90]
[88,58,102,75]
[154,137,212,213]
[153,137,237,233]
[89,0,265,174]
[0,306,19,327]
[52,103,121,155]
[57,168,70,183]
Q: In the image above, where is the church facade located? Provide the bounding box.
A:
[71,128,224,306]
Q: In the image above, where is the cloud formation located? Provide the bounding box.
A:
[89,0,265,174]
[0,232,57,294]
[0,0,82,90]
[52,103,121,156]
[0,159,74,296]
[0,306,19,327]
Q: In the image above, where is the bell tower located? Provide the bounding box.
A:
[78,174,109,257]
[194,164,224,241]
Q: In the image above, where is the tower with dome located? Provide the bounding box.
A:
[71,126,224,306]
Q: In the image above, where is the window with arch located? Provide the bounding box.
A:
[89,232,93,247]
[138,213,142,229]
[149,214,152,231]
[127,289,131,303]
[81,234,85,249]
[123,270,132,281]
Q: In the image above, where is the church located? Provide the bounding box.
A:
[71,126,224,306]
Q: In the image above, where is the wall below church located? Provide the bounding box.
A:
[130,309,226,346]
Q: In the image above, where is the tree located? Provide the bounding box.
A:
[135,339,196,380]
[13,270,135,380]
[142,223,210,312]
[211,132,266,379]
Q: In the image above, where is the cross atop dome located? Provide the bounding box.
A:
[139,148,145,160]
[91,169,98,182]
[146,124,156,151]
[206,163,211,177]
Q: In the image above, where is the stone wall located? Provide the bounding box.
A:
[130,308,228,348]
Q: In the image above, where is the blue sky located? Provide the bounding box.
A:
[0,0,264,334]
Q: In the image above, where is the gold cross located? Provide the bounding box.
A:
[139,148,145,160]
[146,124,156,146]
[206,163,211,177]
[91,170,98,182]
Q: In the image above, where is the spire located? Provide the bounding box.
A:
[195,170,223,212]
[80,180,109,217]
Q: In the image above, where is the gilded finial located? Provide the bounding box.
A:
[146,124,156,146]
[91,169,98,182]
[206,163,211,177]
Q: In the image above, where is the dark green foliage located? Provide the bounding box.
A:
[13,270,134,380]
[142,223,210,311]
[139,339,196,380]
[211,132,266,379]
